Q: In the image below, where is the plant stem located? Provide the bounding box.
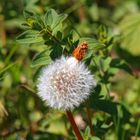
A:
[86,108,94,136]
[66,111,84,140]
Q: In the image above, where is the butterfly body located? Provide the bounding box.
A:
[73,42,88,61]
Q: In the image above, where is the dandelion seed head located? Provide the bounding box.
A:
[37,56,96,110]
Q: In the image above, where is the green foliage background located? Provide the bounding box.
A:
[0,0,140,140]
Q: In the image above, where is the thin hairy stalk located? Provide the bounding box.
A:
[66,111,84,140]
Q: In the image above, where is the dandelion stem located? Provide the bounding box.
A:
[66,111,84,140]
[86,108,94,136]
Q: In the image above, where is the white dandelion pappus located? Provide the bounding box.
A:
[37,56,96,110]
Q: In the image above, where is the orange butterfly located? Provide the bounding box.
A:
[73,41,88,61]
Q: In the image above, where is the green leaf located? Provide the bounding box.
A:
[33,67,42,82]
[52,13,67,29]
[16,30,44,44]
[90,99,118,115]
[108,67,119,75]
[91,136,101,140]
[90,99,131,122]
[17,37,43,44]
[45,9,57,27]
[100,57,112,72]
[23,10,34,19]
[31,49,52,67]
[118,13,140,56]
[50,45,63,60]
[84,127,90,140]
[17,30,38,39]
[83,51,94,66]
[110,58,132,75]
[44,9,67,32]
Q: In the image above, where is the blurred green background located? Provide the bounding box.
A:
[0,0,140,140]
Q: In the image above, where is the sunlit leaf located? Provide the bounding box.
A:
[31,49,52,67]
[16,30,44,44]
[118,13,140,56]
[44,9,67,32]
[17,37,43,44]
